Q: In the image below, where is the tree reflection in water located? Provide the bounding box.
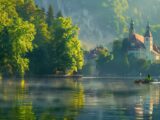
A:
[0,79,85,120]
[38,79,85,120]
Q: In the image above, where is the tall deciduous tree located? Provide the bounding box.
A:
[96,47,113,75]
[0,18,35,77]
[51,17,84,75]
[16,0,51,75]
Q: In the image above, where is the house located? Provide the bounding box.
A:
[127,20,160,63]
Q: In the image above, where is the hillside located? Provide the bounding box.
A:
[35,0,160,47]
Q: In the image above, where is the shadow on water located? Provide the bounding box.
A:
[0,77,160,120]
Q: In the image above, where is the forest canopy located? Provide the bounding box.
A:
[0,0,84,77]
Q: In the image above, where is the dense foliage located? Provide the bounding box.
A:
[0,0,84,77]
[51,17,84,75]
[0,0,36,77]
[84,39,160,76]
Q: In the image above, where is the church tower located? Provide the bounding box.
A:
[144,23,153,51]
[129,19,135,38]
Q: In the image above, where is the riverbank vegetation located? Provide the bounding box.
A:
[0,0,84,77]
[83,39,160,76]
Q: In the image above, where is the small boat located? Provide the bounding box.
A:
[135,74,154,84]
[135,79,160,84]
[134,79,151,84]
[134,80,142,84]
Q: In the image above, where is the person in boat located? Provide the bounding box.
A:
[135,74,153,84]
[145,74,153,82]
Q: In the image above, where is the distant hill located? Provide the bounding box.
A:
[35,0,160,47]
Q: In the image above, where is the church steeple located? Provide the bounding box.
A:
[144,22,153,51]
[144,22,152,37]
[129,19,135,35]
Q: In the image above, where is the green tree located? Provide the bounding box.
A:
[128,55,150,74]
[0,0,36,77]
[96,47,113,75]
[46,5,54,26]
[113,0,129,35]
[56,10,63,18]
[51,17,84,75]
[16,0,50,45]
[16,0,51,75]
[0,18,35,77]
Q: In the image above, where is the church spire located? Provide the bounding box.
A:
[144,22,152,37]
[144,22,153,51]
[129,19,135,35]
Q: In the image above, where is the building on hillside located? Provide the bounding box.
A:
[127,20,160,63]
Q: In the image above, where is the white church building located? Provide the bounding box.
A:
[127,20,160,63]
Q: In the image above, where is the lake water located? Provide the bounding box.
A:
[0,77,160,120]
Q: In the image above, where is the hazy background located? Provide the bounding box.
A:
[35,0,160,49]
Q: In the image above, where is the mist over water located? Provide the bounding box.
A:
[1,78,160,120]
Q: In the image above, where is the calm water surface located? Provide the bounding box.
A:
[0,77,160,120]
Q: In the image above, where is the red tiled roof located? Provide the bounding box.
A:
[134,34,144,43]
[129,33,160,55]
[128,33,145,50]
